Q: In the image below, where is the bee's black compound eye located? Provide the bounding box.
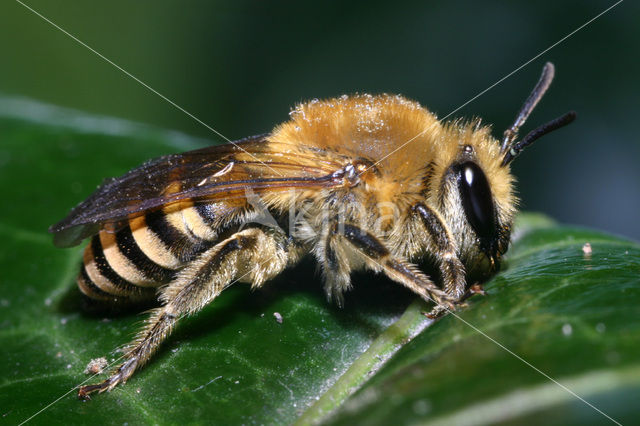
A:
[455,161,496,242]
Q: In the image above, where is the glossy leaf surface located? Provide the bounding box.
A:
[0,98,638,425]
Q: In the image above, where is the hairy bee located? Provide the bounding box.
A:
[50,62,575,399]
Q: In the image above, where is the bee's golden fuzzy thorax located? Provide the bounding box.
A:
[269,94,516,215]
[272,94,440,173]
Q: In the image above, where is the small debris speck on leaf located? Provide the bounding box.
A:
[273,312,283,324]
[84,357,108,375]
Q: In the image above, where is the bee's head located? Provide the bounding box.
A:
[437,63,575,276]
[452,158,510,271]
[435,133,515,276]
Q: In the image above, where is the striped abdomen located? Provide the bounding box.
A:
[78,201,233,303]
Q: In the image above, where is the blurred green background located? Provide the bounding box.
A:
[0,0,638,239]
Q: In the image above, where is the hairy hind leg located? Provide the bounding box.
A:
[78,227,292,399]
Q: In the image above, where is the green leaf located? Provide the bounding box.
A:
[1,97,638,425]
[321,221,640,425]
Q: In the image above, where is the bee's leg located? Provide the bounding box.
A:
[412,203,467,318]
[412,203,466,299]
[78,227,291,399]
[331,223,456,309]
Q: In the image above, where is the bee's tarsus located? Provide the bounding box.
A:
[424,303,454,319]
[78,380,111,400]
[78,351,143,399]
[468,283,486,296]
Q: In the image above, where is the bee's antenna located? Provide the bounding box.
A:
[502,111,576,166]
[501,62,556,153]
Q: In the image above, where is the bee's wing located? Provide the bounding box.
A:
[50,135,347,247]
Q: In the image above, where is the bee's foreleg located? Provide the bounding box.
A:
[78,227,290,399]
[330,223,456,309]
[412,203,466,300]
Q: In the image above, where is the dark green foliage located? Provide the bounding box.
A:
[1,99,638,425]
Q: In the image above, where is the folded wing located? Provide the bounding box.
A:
[50,135,347,247]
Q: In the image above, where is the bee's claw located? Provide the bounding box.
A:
[78,381,111,400]
[423,300,455,319]
[459,283,487,303]
[77,357,138,400]
[469,283,486,296]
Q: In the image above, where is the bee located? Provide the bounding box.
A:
[50,62,575,399]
